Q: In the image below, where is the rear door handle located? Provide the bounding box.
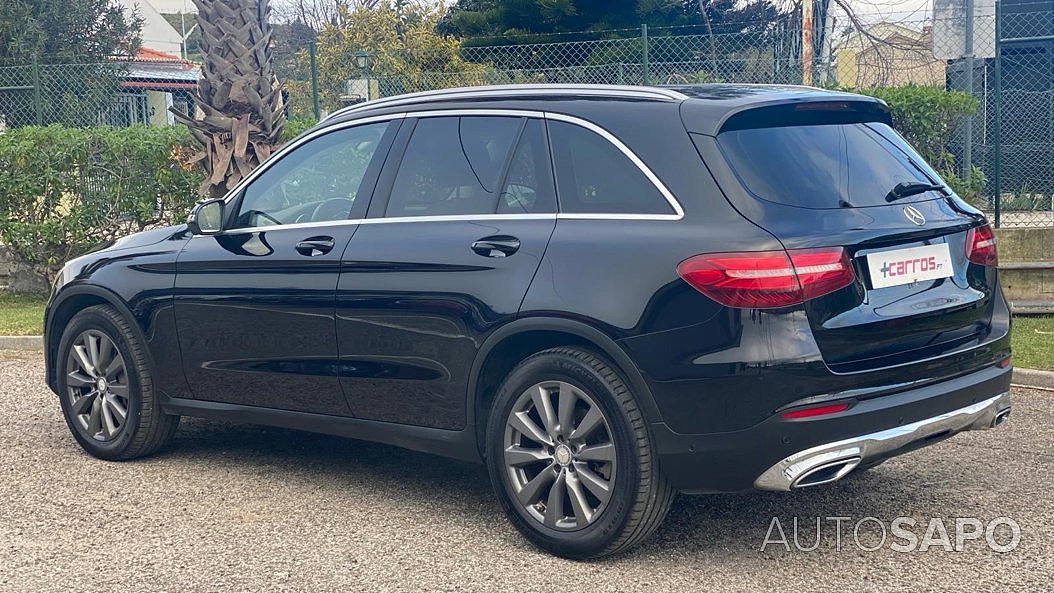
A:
[296,236,335,256]
[471,235,521,258]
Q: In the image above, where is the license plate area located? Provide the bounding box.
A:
[865,243,953,289]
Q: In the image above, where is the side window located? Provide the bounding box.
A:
[548,120,674,215]
[386,116,521,217]
[233,122,388,229]
[496,119,557,214]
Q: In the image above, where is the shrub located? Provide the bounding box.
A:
[0,125,203,287]
[853,84,986,204]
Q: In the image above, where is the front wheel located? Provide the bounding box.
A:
[485,347,673,559]
[56,305,179,460]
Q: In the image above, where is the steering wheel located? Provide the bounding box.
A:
[310,198,354,222]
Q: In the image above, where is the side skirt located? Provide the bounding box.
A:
[160,396,482,463]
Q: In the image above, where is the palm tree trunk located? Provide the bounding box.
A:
[171,0,286,199]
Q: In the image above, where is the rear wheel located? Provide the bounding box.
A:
[485,347,673,559]
[56,305,179,460]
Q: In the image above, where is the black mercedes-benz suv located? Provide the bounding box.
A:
[44,84,1012,559]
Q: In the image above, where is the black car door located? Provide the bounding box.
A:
[335,113,557,429]
[174,118,399,415]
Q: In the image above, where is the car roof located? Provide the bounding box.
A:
[319,83,887,136]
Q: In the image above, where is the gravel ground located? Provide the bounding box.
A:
[1,349,1051,592]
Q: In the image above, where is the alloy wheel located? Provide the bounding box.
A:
[502,381,617,531]
[65,330,130,441]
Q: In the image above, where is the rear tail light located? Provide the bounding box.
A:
[965,224,998,266]
[676,247,855,309]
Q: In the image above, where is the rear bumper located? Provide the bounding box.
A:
[652,363,1013,493]
[754,391,1009,490]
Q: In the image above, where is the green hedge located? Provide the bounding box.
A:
[852,85,987,204]
[0,125,203,284]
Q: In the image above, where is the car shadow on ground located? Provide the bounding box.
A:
[157,416,982,559]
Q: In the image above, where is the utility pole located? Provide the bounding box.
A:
[802,0,814,85]
[963,0,975,175]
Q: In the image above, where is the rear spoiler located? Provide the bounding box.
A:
[682,94,892,135]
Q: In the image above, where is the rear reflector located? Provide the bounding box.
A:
[997,356,1011,369]
[965,225,998,266]
[676,247,855,308]
[782,402,851,420]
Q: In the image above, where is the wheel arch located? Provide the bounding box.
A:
[45,285,150,394]
[468,317,661,459]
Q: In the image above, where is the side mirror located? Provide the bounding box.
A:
[187,198,225,235]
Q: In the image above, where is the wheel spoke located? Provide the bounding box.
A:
[565,472,594,525]
[72,345,96,377]
[87,334,102,372]
[105,394,127,423]
[85,396,103,436]
[101,398,118,437]
[544,469,568,528]
[71,391,98,416]
[577,442,614,463]
[504,445,551,467]
[107,382,129,398]
[67,371,94,388]
[568,406,604,441]
[509,411,553,447]
[573,462,612,504]
[556,382,577,438]
[98,337,115,374]
[103,353,124,381]
[516,464,557,506]
[530,385,559,440]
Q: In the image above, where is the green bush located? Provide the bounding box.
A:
[280,116,319,142]
[853,85,987,205]
[0,125,203,285]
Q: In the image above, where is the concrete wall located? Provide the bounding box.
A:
[995,227,1054,311]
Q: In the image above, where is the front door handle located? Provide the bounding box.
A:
[471,235,521,258]
[296,236,335,256]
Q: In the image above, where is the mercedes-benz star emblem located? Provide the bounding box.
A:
[903,205,926,226]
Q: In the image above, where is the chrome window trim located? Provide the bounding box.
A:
[202,107,684,238]
[323,84,689,122]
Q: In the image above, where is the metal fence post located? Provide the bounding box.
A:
[31,54,43,125]
[641,24,650,86]
[992,0,1002,228]
[309,40,320,120]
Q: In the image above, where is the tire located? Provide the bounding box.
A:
[485,347,674,559]
[56,305,179,460]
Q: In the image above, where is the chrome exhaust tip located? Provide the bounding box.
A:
[790,457,861,489]
[991,407,1011,428]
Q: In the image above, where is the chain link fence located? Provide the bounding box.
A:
[2,8,1052,227]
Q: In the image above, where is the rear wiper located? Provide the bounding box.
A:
[885,181,947,202]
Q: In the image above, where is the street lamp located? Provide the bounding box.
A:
[354,49,370,73]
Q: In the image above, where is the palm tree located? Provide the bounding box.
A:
[172,0,285,199]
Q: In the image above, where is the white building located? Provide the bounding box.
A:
[119,0,185,56]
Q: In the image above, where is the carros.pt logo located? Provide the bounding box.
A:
[760,516,1021,553]
[878,256,943,279]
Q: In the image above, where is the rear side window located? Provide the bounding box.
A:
[714,122,940,209]
[548,121,674,215]
[386,116,521,217]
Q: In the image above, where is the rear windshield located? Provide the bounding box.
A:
[714,122,944,209]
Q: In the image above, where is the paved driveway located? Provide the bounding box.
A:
[2,350,1051,592]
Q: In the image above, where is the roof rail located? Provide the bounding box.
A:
[322,84,688,122]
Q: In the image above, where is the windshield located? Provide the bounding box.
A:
[715,122,944,209]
